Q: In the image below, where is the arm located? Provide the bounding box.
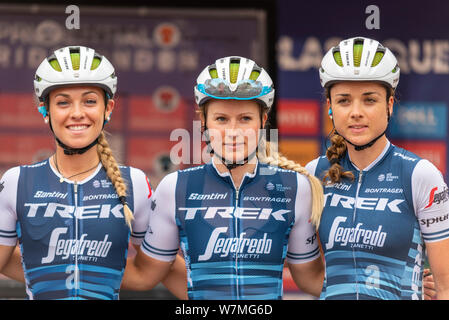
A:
[412,160,449,300]
[425,239,449,299]
[122,248,173,291]
[286,173,324,297]
[288,256,324,297]
[161,254,188,300]
[1,245,24,282]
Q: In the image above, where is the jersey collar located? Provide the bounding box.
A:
[347,140,391,172]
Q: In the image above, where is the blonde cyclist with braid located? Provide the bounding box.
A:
[306,37,449,299]
[122,56,325,299]
[0,46,184,300]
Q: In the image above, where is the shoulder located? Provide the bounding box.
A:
[390,145,421,164]
[412,159,444,184]
[1,166,21,181]
[305,156,327,177]
[258,162,298,176]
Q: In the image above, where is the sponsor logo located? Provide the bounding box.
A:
[198,227,272,261]
[420,213,449,227]
[265,182,275,191]
[365,188,403,194]
[242,196,292,203]
[151,199,157,211]
[188,193,228,201]
[42,227,112,264]
[393,152,417,162]
[325,216,387,250]
[377,173,399,182]
[324,193,405,213]
[306,233,317,245]
[424,186,449,208]
[265,182,292,192]
[82,194,118,201]
[180,206,290,221]
[34,191,68,200]
[325,182,352,191]
[0,181,4,193]
[93,179,112,188]
[24,202,124,219]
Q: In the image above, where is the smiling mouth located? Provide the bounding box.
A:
[67,124,91,131]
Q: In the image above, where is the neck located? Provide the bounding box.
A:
[52,145,100,181]
[213,157,257,189]
[346,136,388,170]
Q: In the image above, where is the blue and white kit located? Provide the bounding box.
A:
[141,160,320,300]
[306,141,449,300]
[0,159,152,299]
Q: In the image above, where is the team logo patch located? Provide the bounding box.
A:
[425,186,449,208]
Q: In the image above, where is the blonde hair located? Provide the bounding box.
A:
[97,132,134,230]
[198,102,324,229]
[257,138,324,229]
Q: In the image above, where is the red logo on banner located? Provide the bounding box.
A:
[277,99,319,136]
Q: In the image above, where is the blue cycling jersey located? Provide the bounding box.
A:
[141,160,319,300]
[306,142,449,300]
[0,159,151,300]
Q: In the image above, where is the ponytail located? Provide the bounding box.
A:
[258,138,324,229]
[97,132,134,230]
[322,133,355,185]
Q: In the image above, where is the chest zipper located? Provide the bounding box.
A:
[353,171,363,299]
[74,182,80,297]
[234,185,240,300]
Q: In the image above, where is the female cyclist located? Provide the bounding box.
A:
[0,46,181,300]
[306,36,449,299]
[122,56,325,299]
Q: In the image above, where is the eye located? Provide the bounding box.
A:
[241,116,253,122]
[215,116,227,122]
[56,100,69,106]
[365,97,377,103]
[85,99,97,105]
[336,98,349,104]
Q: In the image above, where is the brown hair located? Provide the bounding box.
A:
[198,101,324,229]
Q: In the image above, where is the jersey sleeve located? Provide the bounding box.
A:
[0,167,20,246]
[412,159,449,243]
[129,167,152,245]
[286,173,320,264]
[140,171,180,262]
[305,157,320,177]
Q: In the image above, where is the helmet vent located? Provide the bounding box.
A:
[229,58,240,84]
[353,39,364,67]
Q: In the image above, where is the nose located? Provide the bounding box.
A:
[70,102,85,119]
[349,99,364,119]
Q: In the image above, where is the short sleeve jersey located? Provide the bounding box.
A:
[306,142,449,300]
[0,159,152,300]
[141,160,320,300]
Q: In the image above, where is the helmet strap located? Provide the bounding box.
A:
[331,107,390,152]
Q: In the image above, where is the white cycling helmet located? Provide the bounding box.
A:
[319,37,400,89]
[194,56,275,109]
[34,46,117,102]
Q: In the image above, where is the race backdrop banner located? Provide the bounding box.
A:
[0,4,268,186]
[276,0,449,180]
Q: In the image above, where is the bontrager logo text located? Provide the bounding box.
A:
[180,207,290,221]
[325,216,387,250]
[24,203,124,219]
[198,227,272,261]
[324,193,404,213]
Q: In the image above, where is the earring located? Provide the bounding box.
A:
[44,118,49,124]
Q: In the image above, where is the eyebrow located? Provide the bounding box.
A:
[54,91,99,98]
[335,91,381,97]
